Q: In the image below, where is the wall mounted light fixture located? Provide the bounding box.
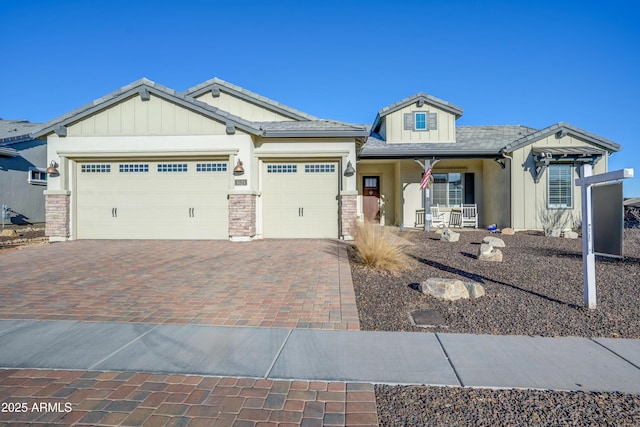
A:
[233,159,245,175]
[46,160,59,175]
[344,160,355,176]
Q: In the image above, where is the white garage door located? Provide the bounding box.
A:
[76,161,229,239]
[262,161,338,238]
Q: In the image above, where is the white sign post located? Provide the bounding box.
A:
[575,166,634,309]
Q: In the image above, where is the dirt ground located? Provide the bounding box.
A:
[0,224,48,253]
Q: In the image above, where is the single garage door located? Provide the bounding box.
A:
[262,161,338,238]
[76,161,229,239]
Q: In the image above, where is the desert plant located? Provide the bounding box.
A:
[537,203,571,237]
[353,221,410,271]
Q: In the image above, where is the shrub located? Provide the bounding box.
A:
[353,222,410,271]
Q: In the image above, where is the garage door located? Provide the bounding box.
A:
[76,161,229,239]
[262,161,338,238]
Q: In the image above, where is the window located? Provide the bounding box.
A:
[196,163,227,172]
[431,173,470,207]
[158,163,188,172]
[267,164,297,173]
[548,164,572,208]
[415,112,427,130]
[27,167,47,185]
[81,164,111,173]
[119,164,149,173]
[304,164,335,173]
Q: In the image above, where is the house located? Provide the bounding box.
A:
[33,79,367,241]
[33,78,621,241]
[0,120,46,225]
[358,93,621,231]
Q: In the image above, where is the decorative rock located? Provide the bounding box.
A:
[419,278,469,301]
[0,229,18,237]
[477,244,503,262]
[564,230,579,239]
[501,227,515,235]
[464,282,486,298]
[440,228,460,242]
[482,236,505,248]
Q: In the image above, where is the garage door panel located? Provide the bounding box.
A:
[76,161,229,240]
[262,162,338,239]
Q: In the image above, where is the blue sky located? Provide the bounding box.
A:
[2,0,639,195]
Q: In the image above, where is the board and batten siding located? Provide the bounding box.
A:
[384,103,456,143]
[195,92,295,122]
[510,134,608,230]
[67,94,237,136]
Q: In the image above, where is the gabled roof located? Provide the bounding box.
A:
[0,119,40,156]
[32,78,264,138]
[502,122,621,154]
[371,92,464,133]
[31,79,367,140]
[183,77,318,121]
[0,119,40,144]
[360,125,536,159]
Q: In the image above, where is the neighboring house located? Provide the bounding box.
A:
[358,93,621,231]
[32,78,621,241]
[0,120,46,224]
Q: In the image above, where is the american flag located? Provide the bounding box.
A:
[420,165,432,190]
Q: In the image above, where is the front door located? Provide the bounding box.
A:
[363,176,380,222]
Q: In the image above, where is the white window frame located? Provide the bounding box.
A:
[431,173,464,208]
[547,164,573,209]
[27,167,47,186]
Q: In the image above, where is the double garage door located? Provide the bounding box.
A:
[75,160,339,240]
[76,160,229,239]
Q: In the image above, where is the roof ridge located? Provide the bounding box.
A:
[182,77,319,121]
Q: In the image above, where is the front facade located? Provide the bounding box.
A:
[34,79,366,241]
[0,120,46,225]
[32,79,621,241]
[358,93,621,231]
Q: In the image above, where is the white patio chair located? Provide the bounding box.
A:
[430,205,447,228]
[462,203,478,228]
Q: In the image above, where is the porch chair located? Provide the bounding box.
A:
[462,204,478,228]
[430,205,448,228]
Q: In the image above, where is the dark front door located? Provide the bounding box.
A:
[363,176,380,222]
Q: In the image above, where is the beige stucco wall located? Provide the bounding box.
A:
[356,161,396,226]
[510,134,609,230]
[66,94,241,136]
[383,103,456,143]
[482,159,511,228]
[195,92,295,122]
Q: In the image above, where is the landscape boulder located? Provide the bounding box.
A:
[477,243,503,262]
[564,231,579,239]
[482,236,505,248]
[440,228,460,242]
[501,227,515,235]
[419,278,469,301]
[0,229,18,237]
[463,282,486,298]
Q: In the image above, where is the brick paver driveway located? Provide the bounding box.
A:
[0,239,359,330]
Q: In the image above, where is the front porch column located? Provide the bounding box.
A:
[340,193,358,240]
[228,193,256,242]
[44,190,70,242]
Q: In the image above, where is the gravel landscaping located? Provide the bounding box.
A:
[349,227,640,426]
[375,385,640,426]
[349,227,640,338]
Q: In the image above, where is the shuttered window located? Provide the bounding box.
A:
[431,173,473,207]
[548,164,572,208]
[404,111,438,131]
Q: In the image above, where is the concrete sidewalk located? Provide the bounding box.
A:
[1,320,639,394]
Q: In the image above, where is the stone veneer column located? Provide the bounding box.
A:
[228,193,256,242]
[45,192,70,241]
[340,194,358,240]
